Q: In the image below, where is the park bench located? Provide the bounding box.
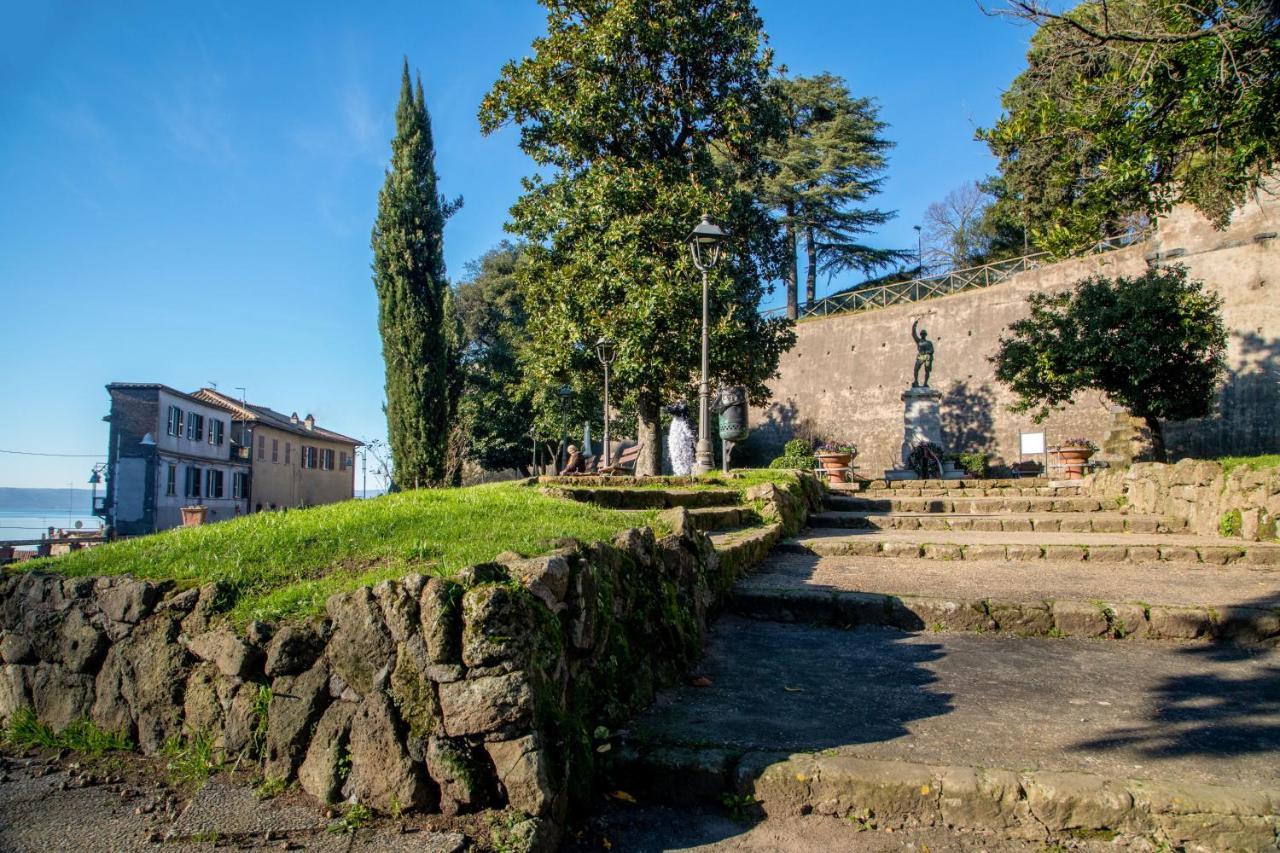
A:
[597,443,640,476]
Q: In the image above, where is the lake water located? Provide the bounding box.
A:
[0,509,103,543]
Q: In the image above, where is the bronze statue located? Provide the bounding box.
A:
[911,318,934,388]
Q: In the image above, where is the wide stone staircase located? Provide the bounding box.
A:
[610,477,1280,851]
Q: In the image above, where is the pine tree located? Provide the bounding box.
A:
[761,74,905,318]
[372,61,461,488]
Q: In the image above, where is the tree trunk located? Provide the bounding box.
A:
[1144,416,1167,463]
[783,215,798,320]
[634,390,663,477]
[804,226,818,307]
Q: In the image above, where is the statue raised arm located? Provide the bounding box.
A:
[911,318,934,388]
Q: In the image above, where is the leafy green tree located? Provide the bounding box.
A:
[453,242,535,474]
[981,0,1278,256]
[479,0,795,475]
[992,264,1227,461]
[372,62,462,488]
[761,74,903,317]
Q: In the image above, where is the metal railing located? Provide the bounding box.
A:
[762,229,1150,322]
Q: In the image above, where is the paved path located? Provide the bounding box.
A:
[743,552,1280,611]
[0,760,465,853]
[630,616,1280,789]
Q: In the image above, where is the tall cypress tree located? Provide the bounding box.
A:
[372,61,460,488]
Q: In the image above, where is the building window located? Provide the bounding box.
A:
[209,419,224,446]
[165,464,176,496]
[258,435,265,460]
[320,448,335,471]
[271,439,279,463]
[166,406,183,437]
[284,442,291,465]
[232,471,248,500]
[187,412,204,442]
[205,469,224,499]
[185,466,202,498]
[301,446,317,469]
[339,451,347,471]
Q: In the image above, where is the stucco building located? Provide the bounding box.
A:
[194,389,361,511]
[99,383,251,536]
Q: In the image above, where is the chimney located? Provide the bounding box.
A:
[290,412,299,425]
[304,414,315,431]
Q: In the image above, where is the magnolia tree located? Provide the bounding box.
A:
[478,0,795,476]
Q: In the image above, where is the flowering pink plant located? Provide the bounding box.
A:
[816,441,856,454]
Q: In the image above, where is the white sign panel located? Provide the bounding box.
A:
[1020,432,1046,455]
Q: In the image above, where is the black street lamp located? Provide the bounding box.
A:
[595,337,618,468]
[687,213,728,476]
[913,225,923,273]
[555,384,573,473]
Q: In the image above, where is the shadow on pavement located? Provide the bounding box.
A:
[1073,593,1280,761]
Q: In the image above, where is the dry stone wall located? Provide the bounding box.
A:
[752,194,1280,474]
[1092,461,1280,542]
[0,476,820,851]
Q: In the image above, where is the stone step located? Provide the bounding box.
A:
[823,495,1108,513]
[809,510,1186,534]
[789,528,1280,566]
[831,486,1084,499]
[733,550,1280,645]
[708,525,784,579]
[685,505,760,532]
[540,485,741,510]
[613,616,1280,851]
[848,477,1059,490]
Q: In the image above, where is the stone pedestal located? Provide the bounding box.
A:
[899,387,943,466]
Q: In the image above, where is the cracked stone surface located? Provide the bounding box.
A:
[629,616,1280,788]
[742,552,1280,610]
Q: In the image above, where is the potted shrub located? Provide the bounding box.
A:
[815,441,857,483]
[956,451,990,479]
[1056,438,1097,479]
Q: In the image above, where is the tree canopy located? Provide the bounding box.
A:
[372,62,462,488]
[478,0,795,475]
[760,74,903,317]
[981,0,1279,256]
[991,264,1227,460]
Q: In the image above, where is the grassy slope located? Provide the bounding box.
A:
[18,483,666,625]
[1217,454,1280,475]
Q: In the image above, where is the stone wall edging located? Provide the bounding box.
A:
[1090,461,1279,541]
[0,473,821,851]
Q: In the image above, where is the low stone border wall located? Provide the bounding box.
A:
[1091,460,1279,541]
[0,474,821,851]
[732,588,1280,646]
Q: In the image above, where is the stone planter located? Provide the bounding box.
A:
[1057,447,1094,480]
[181,505,208,527]
[816,452,855,484]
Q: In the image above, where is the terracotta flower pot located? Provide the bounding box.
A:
[1058,447,1094,480]
[181,505,209,527]
[816,451,854,484]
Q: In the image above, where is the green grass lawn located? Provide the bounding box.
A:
[16,482,667,626]
[1217,454,1280,475]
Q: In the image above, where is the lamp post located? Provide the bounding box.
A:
[913,225,923,273]
[555,384,573,473]
[595,337,618,468]
[687,213,728,476]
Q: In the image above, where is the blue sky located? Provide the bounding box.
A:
[0,1,1033,489]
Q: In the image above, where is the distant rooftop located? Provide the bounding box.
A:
[192,388,362,446]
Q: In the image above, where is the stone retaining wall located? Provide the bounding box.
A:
[0,476,820,851]
[1091,460,1279,541]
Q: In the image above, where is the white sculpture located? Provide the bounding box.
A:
[665,400,697,476]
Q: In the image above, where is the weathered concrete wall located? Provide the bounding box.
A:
[1092,461,1280,541]
[755,194,1280,474]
